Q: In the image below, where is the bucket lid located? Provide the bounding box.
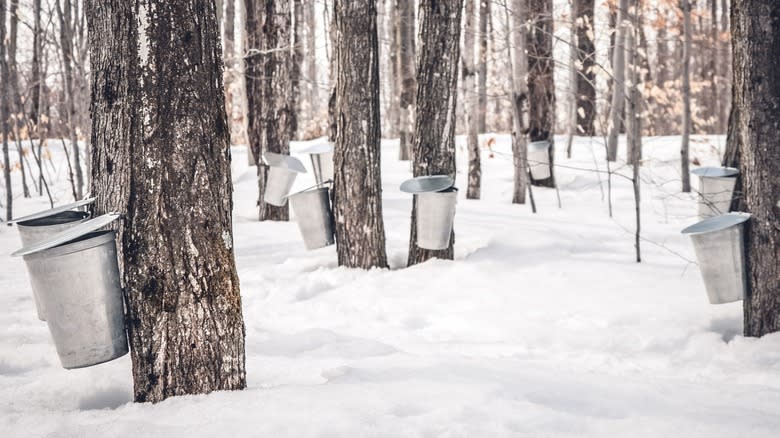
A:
[528,140,551,151]
[400,175,455,194]
[9,197,96,225]
[298,142,333,155]
[263,152,307,173]
[681,212,751,236]
[12,213,121,257]
[691,167,739,178]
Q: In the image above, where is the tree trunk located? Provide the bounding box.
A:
[245,0,294,221]
[607,0,627,162]
[708,0,721,133]
[510,0,528,204]
[731,0,780,337]
[408,0,463,265]
[625,0,641,165]
[477,0,488,134]
[305,0,319,117]
[1,0,11,222]
[397,0,415,161]
[57,0,84,200]
[681,0,692,192]
[332,0,388,269]
[292,0,303,139]
[464,0,480,199]
[30,0,43,126]
[87,0,246,403]
[527,0,555,187]
[574,0,596,137]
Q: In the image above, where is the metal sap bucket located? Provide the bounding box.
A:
[691,167,738,219]
[12,214,128,369]
[401,175,457,250]
[11,198,95,320]
[262,152,307,206]
[300,142,334,186]
[527,140,552,180]
[681,212,751,304]
[289,187,335,250]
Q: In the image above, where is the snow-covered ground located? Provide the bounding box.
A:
[2,135,780,437]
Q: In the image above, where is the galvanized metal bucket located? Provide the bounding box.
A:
[12,214,128,369]
[527,140,552,180]
[416,188,458,250]
[12,199,95,321]
[263,152,307,206]
[681,212,751,304]
[301,143,334,186]
[289,187,335,250]
[691,167,738,219]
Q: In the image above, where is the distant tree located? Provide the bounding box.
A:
[1,0,11,222]
[607,0,627,162]
[574,0,596,137]
[681,0,692,192]
[408,0,463,265]
[464,0,480,199]
[477,0,489,134]
[87,0,246,402]
[510,0,529,204]
[245,0,295,221]
[397,0,415,161]
[332,0,389,269]
[730,0,780,337]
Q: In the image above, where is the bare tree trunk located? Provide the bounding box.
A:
[607,0,627,162]
[1,0,11,222]
[574,0,596,137]
[626,0,641,166]
[566,0,577,159]
[464,0,480,199]
[332,0,389,269]
[527,0,555,187]
[477,0,488,134]
[397,0,415,161]
[8,0,28,198]
[386,0,399,140]
[292,0,303,139]
[510,0,528,204]
[719,0,730,133]
[305,0,319,117]
[56,0,84,200]
[408,0,463,265]
[245,0,294,221]
[87,0,246,403]
[681,0,692,192]
[730,0,780,337]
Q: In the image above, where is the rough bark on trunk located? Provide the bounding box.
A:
[332,0,388,269]
[408,0,463,265]
[510,0,528,204]
[397,0,415,161]
[681,0,692,192]
[305,0,319,117]
[30,0,43,126]
[527,0,555,187]
[1,0,11,222]
[87,0,246,403]
[574,0,596,136]
[731,0,780,337]
[477,0,488,134]
[245,0,294,221]
[607,0,627,162]
[464,0,480,199]
[625,0,641,165]
[292,0,303,138]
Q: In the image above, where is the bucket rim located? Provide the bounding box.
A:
[16,210,89,228]
[691,166,739,178]
[263,152,307,173]
[9,197,96,225]
[12,213,121,257]
[23,230,116,260]
[287,185,330,200]
[528,140,551,150]
[400,175,455,194]
[681,212,751,236]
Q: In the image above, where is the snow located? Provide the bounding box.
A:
[2,135,780,437]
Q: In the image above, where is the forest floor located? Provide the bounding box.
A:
[2,134,780,437]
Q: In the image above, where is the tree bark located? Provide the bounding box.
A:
[625,0,641,165]
[397,0,415,161]
[1,0,11,222]
[305,0,319,117]
[332,0,389,269]
[30,0,43,126]
[681,0,692,192]
[607,0,627,162]
[731,0,780,337]
[408,0,463,265]
[292,0,303,138]
[245,0,294,221]
[464,0,480,199]
[574,0,596,136]
[510,0,528,204]
[87,0,246,402]
[477,0,488,134]
[527,0,555,187]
